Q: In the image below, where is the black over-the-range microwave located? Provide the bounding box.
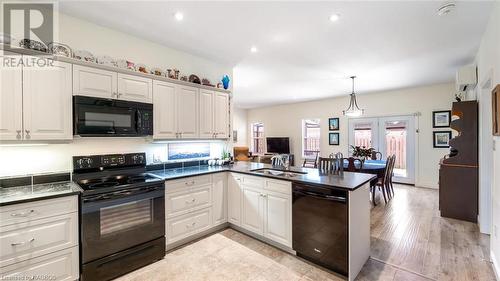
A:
[73,96,153,137]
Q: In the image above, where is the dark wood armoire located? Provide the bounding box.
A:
[439,101,478,222]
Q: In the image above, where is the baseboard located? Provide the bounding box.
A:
[415,181,438,189]
[491,250,500,281]
[229,223,295,255]
[166,223,229,251]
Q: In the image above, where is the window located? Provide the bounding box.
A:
[302,119,320,157]
[251,122,265,155]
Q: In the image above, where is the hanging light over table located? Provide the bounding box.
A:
[342,76,364,117]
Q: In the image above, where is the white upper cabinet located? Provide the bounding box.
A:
[153,81,177,139]
[214,92,229,139]
[0,51,23,140]
[23,60,73,140]
[198,89,214,138]
[117,73,152,103]
[176,85,198,139]
[73,65,117,99]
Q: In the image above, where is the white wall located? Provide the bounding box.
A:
[0,13,233,177]
[475,2,500,276]
[244,83,455,189]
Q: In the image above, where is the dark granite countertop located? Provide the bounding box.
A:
[0,175,82,206]
[149,161,376,191]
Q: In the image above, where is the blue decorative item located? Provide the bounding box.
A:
[222,75,230,90]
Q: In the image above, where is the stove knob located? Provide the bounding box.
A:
[133,154,144,164]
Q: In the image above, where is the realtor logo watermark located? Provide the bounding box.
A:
[2,1,56,67]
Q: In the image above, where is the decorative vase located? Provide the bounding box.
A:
[222,75,230,90]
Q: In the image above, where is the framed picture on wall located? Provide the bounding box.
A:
[433,131,452,148]
[493,84,500,136]
[432,110,451,128]
[329,133,340,145]
[328,118,339,131]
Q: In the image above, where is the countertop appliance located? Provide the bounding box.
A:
[73,152,165,281]
[73,96,153,137]
[292,182,348,277]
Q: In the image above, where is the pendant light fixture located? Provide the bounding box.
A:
[342,76,364,117]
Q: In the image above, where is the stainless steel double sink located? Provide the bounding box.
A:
[250,168,307,178]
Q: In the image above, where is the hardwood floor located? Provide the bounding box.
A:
[370,184,495,281]
[116,184,496,281]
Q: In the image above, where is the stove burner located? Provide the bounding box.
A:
[88,181,120,189]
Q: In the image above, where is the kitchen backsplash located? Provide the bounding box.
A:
[0,138,228,177]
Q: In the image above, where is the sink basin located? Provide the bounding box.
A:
[251,168,306,178]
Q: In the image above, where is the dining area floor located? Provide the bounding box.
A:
[116,184,496,281]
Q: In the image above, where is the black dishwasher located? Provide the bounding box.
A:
[292,183,348,276]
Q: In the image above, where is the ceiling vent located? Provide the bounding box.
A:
[456,65,477,92]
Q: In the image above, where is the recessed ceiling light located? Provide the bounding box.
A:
[250,46,258,53]
[174,12,184,21]
[437,2,456,16]
[329,14,340,22]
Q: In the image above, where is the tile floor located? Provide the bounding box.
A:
[116,185,496,281]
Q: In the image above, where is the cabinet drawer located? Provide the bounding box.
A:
[0,213,78,267]
[166,208,211,244]
[166,175,212,193]
[242,175,264,189]
[165,185,211,217]
[0,246,79,281]
[0,196,78,227]
[265,179,291,195]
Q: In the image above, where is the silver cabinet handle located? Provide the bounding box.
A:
[179,132,183,138]
[11,238,35,246]
[11,210,35,217]
[16,130,22,140]
[24,130,31,140]
[185,180,195,186]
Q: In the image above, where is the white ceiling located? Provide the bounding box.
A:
[59,1,493,108]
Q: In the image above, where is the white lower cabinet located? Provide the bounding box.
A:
[167,207,211,244]
[238,174,292,248]
[0,246,79,281]
[0,196,79,280]
[228,173,242,226]
[212,173,227,226]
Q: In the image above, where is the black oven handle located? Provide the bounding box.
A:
[293,189,347,203]
[82,185,165,213]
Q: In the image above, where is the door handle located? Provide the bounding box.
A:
[16,130,22,140]
[11,209,35,217]
[11,238,35,246]
[25,130,31,140]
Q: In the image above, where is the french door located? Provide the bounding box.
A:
[348,115,415,184]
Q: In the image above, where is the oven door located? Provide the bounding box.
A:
[74,97,138,136]
[81,184,165,263]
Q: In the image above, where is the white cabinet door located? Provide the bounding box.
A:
[198,89,214,138]
[153,80,177,139]
[228,174,242,226]
[117,73,152,103]
[241,185,264,235]
[0,51,23,140]
[264,191,292,247]
[73,65,117,99]
[212,174,227,226]
[22,60,72,140]
[214,92,229,139]
[176,85,198,138]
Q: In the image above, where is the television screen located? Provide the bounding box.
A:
[266,137,290,154]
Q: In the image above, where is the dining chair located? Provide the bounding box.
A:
[302,151,319,168]
[318,157,336,173]
[387,155,396,197]
[371,151,383,160]
[374,155,393,204]
[346,157,363,172]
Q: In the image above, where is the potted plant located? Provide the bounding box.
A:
[350,145,375,161]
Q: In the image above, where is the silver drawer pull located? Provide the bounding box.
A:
[185,181,195,186]
[11,210,35,217]
[11,238,35,246]
[185,198,196,204]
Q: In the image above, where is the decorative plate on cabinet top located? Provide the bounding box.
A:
[48,42,72,57]
[135,63,149,74]
[189,74,201,84]
[73,50,96,63]
[19,39,48,53]
[180,75,188,81]
[96,55,117,67]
